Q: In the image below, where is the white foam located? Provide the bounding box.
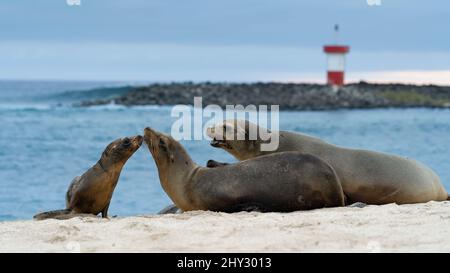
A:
[0,103,53,111]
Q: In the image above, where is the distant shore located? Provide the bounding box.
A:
[79,82,450,110]
[2,202,450,252]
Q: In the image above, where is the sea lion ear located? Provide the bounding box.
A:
[102,147,110,157]
[159,138,174,162]
[167,142,175,163]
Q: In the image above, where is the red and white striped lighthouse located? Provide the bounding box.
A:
[323,25,350,87]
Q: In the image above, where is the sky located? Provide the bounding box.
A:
[1,0,450,84]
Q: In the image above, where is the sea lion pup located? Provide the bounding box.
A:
[207,120,449,205]
[144,127,345,212]
[33,135,143,220]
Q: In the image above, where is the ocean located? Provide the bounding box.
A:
[1,80,449,221]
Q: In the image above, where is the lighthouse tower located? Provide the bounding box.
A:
[323,25,350,87]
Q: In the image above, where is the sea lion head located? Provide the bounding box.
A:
[143,127,192,168]
[206,119,268,160]
[100,135,143,167]
[144,127,196,211]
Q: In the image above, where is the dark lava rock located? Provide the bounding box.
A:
[79,82,450,111]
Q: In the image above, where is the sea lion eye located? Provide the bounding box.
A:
[122,138,131,147]
[159,138,168,151]
[159,138,166,147]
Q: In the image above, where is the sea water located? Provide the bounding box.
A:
[1,80,449,221]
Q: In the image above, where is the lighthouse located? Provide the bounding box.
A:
[323,24,350,87]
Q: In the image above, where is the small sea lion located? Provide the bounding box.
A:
[144,127,345,212]
[206,120,448,204]
[33,135,143,220]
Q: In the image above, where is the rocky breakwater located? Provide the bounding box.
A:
[79,82,450,111]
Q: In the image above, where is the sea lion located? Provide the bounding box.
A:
[144,127,345,212]
[207,120,449,205]
[33,135,143,220]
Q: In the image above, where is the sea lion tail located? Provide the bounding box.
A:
[33,209,72,220]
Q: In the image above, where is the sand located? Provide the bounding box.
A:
[1,201,450,253]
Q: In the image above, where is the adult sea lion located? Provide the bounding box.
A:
[144,127,345,212]
[33,135,143,220]
[207,120,448,205]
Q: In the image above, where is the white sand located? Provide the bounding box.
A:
[1,201,450,253]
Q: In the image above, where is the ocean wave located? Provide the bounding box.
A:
[0,103,55,111]
[86,101,127,110]
[47,86,131,102]
[128,105,174,111]
[0,102,173,112]
[85,102,173,111]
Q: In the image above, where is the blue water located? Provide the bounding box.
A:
[1,81,449,221]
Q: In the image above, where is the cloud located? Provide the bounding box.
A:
[348,70,450,85]
[275,70,450,85]
[0,0,449,51]
[1,41,449,84]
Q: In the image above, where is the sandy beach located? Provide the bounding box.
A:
[1,201,450,253]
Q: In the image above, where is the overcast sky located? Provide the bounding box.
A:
[1,0,450,83]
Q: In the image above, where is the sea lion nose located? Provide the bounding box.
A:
[143,128,153,145]
[144,127,156,137]
[135,135,143,145]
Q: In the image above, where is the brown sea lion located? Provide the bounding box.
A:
[206,120,449,205]
[144,127,345,212]
[33,135,143,220]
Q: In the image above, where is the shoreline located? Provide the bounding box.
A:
[2,201,450,252]
[78,82,450,111]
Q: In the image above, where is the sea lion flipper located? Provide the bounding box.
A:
[206,160,229,168]
[33,209,72,220]
[348,202,368,208]
[66,176,82,206]
[101,202,110,218]
[158,204,181,214]
[228,203,268,213]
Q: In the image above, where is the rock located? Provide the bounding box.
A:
[78,82,450,110]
